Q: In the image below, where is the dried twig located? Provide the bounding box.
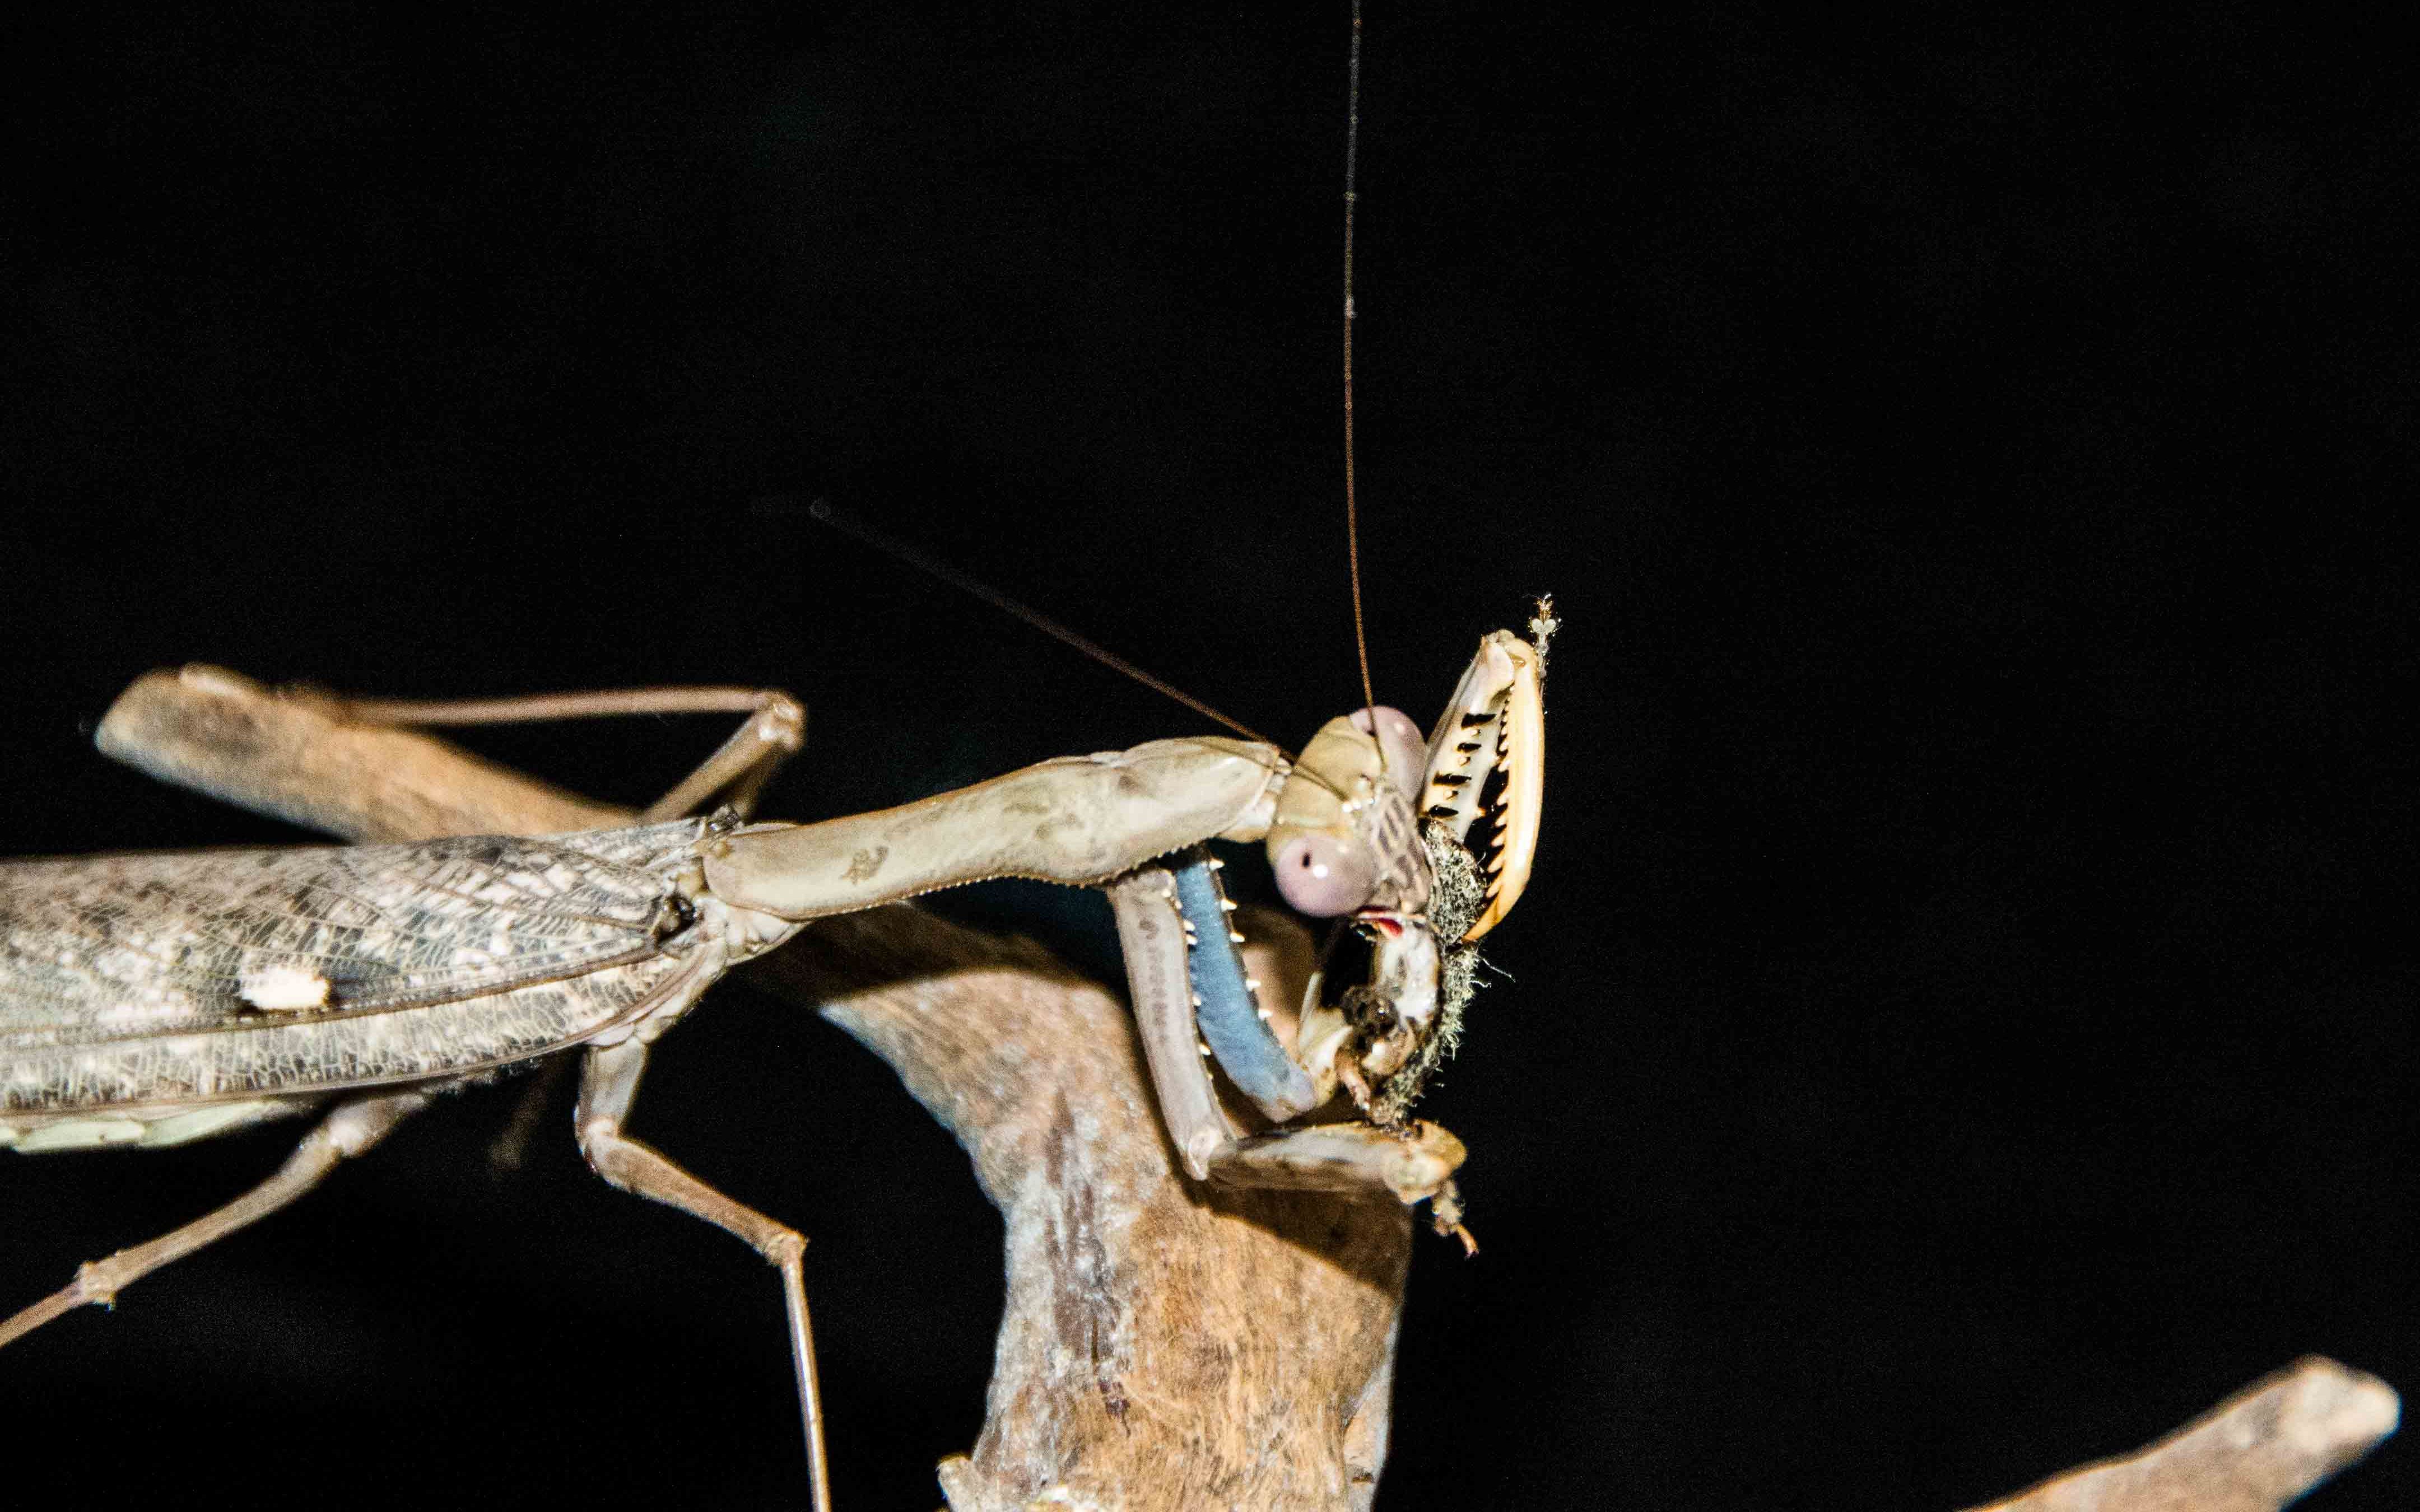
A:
[97,670,2404,1509]
[1968,1357,2398,1512]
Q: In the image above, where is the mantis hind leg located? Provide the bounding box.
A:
[258,678,806,822]
[96,665,804,842]
[0,1091,427,1350]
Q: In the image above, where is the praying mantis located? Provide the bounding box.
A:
[3,604,1546,1504]
[0,6,1558,1500]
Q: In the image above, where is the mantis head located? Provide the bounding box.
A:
[1263,623,1547,1124]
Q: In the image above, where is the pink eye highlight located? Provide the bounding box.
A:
[1272,833,1375,916]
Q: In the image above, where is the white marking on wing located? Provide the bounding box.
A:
[238,965,332,1012]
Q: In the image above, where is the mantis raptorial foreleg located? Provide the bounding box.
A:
[683,738,1474,1222]
[1106,865,1468,1224]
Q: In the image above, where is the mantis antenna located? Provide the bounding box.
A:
[1342,0,1378,732]
[801,498,1281,752]
[801,4,1390,784]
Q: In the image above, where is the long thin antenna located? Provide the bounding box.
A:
[1341,0,1379,724]
[804,500,1280,750]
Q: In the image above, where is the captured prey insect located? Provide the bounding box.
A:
[0,612,1548,1504]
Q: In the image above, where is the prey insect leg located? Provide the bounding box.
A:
[574,1038,832,1512]
[0,1091,428,1348]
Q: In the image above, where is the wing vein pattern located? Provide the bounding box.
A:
[1,822,708,1116]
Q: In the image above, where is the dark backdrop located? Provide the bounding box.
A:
[2,6,2411,1508]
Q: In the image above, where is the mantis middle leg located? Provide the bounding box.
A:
[576,1037,832,1512]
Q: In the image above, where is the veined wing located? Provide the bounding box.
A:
[1,822,711,1122]
[0,822,705,1044]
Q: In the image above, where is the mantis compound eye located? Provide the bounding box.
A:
[1349,706,1427,801]
[1272,831,1376,916]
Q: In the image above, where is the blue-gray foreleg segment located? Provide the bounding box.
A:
[1172,853,1321,1122]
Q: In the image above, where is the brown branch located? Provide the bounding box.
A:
[1967,1357,2398,1510]
[771,917,1407,1510]
[98,666,1410,1510]
[96,669,2405,1509]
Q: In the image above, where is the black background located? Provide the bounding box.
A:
[2,5,2412,1508]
